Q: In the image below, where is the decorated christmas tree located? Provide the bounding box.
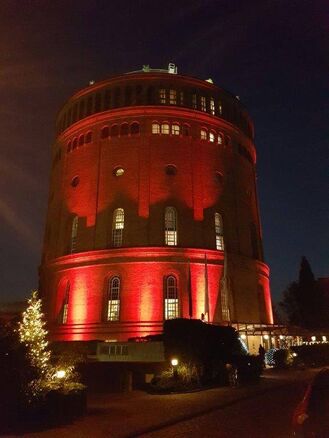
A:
[18,290,51,378]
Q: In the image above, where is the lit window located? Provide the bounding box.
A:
[192,94,197,109]
[210,98,215,115]
[221,284,230,321]
[152,123,160,134]
[201,96,206,112]
[165,207,177,246]
[114,167,124,177]
[209,132,215,142]
[171,124,180,135]
[159,89,166,104]
[112,208,124,247]
[71,216,78,253]
[62,282,70,324]
[161,123,170,135]
[164,276,179,320]
[200,129,207,140]
[169,89,176,104]
[218,100,223,115]
[218,133,223,145]
[215,213,224,250]
[107,277,120,321]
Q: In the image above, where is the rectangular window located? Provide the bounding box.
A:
[218,100,223,115]
[210,98,215,115]
[152,123,160,134]
[179,91,184,106]
[192,94,197,109]
[216,235,224,251]
[107,299,120,321]
[62,303,68,324]
[171,124,180,135]
[159,89,166,104]
[165,298,179,320]
[201,96,206,112]
[161,123,170,134]
[165,230,177,246]
[169,89,176,105]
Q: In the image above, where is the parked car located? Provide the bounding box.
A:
[292,368,329,437]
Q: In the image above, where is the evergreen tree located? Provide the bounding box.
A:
[280,257,327,329]
[18,290,51,378]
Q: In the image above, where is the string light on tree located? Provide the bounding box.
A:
[18,290,51,376]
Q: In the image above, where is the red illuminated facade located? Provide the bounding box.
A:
[40,66,273,342]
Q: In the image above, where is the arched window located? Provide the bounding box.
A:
[152,122,160,134]
[85,131,92,143]
[61,281,70,324]
[217,133,223,145]
[101,126,109,139]
[209,131,215,143]
[111,124,119,137]
[215,213,224,250]
[218,100,223,115]
[165,207,177,246]
[130,122,140,135]
[120,123,129,136]
[72,137,78,149]
[107,277,120,321]
[161,123,170,135]
[67,141,72,153]
[164,275,179,320]
[171,124,180,135]
[112,208,124,247]
[71,216,78,253]
[78,134,84,146]
[200,129,207,140]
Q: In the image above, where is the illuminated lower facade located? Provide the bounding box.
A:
[40,65,273,342]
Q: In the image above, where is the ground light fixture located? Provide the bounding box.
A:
[55,369,66,379]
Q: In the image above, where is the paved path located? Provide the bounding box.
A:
[3,369,317,438]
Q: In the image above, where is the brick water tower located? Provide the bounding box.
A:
[40,64,273,342]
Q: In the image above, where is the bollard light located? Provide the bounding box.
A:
[171,358,179,367]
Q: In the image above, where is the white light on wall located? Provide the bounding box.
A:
[171,358,178,367]
[263,334,269,340]
[322,336,327,342]
[311,336,316,342]
[241,334,246,340]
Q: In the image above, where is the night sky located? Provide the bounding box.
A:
[0,0,328,305]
